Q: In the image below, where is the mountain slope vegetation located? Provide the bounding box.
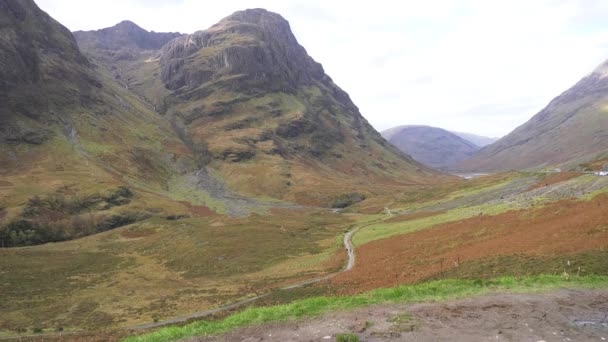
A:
[77,9,436,204]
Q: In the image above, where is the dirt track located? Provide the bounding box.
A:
[191,289,608,342]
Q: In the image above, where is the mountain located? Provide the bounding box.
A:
[1,2,436,243]
[381,125,479,169]
[451,131,499,147]
[458,62,608,172]
[74,8,436,204]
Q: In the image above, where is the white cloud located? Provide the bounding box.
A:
[35,0,608,137]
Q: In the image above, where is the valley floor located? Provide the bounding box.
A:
[191,289,608,342]
[2,171,608,339]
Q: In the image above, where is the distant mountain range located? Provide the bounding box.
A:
[381,125,485,169]
[451,131,499,147]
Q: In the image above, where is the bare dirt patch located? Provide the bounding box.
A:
[189,289,608,342]
[179,201,216,217]
[0,180,13,187]
[331,195,608,294]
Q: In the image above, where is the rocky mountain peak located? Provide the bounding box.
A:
[74,20,182,51]
[114,20,141,29]
[159,8,324,92]
[214,8,292,33]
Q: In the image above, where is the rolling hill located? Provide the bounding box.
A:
[458,61,608,172]
[381,125,480,169]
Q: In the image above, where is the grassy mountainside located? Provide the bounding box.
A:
[74,10,439,207]
[458,61,608,172]
[381,125,479,169]
[0,0,202,247]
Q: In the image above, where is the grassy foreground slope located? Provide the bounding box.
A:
[124,275,608,342]
[0,208,353,333]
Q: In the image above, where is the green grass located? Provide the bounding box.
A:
[336,333,360,342]
[122,275,608,342]
[353,201,515,245]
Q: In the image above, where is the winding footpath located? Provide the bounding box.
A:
[128,218,379,331]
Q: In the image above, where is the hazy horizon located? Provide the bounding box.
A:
[36,0,608,137]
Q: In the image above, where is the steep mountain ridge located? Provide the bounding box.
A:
[381,125,479,169]
[458,61,608,171]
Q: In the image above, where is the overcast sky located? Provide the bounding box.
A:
[36,0,608,137]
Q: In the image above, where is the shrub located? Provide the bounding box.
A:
[105,186,134,206]
[331,193,366,209]
[166,214,190,221]
[336,333,360,342]
[96,213,138,232]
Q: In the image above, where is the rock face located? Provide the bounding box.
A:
[131,8,432,200]
[382,125,479,169]
[458,61,608,172]
[159,9,324,92]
